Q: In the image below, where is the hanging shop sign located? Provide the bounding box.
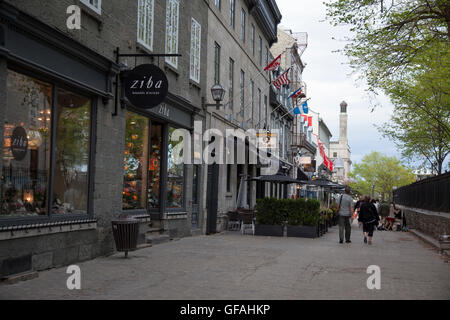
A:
[10,126,28,161]
[124,64,169,109]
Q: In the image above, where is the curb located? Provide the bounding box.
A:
[408,229,450,258]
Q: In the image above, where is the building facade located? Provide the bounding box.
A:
[0,0,209,277]
[330,101,352,184]
[203,0,281,233]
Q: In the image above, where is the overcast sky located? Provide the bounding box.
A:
[276,0,400,165]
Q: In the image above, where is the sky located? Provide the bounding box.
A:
[275,0,401,164]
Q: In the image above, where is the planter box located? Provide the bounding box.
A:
[254,224,284,237]
[286,225,318,238]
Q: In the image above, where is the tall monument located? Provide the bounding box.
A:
[330,101,352,184]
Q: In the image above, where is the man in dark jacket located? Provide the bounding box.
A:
[358,195,380,245]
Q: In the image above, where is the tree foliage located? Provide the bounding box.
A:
[326,0,450,173]
[325,0,450,90]
[349,151,415,202]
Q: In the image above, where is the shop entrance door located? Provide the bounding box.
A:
[205,163,219,234]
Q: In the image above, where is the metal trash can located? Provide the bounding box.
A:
[439,235,450,252]
[112,217,139,258]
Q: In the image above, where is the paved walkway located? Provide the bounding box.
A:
[1,222,449,299]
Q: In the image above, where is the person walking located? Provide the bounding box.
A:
[358,195,380,245]
[337,186,353,244]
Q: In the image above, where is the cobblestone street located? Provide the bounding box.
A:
[1,222,449,300]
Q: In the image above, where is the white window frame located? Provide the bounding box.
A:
[137,0,154,52]
[80,0,102,15]
[165,0,180,68]
[190,18,201,83]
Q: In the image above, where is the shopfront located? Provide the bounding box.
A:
[0,3,119,277]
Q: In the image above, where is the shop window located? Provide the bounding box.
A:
[137,0,154,52]
[53,89,91,214]
[123,112,149,210]
[167,127,184,209]
[1,71,52,218]
[165,0,180,68]
[1,70,92,219]
[148,123,163,209]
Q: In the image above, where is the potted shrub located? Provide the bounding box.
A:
[254,198,285,236]
[286,198,320,238]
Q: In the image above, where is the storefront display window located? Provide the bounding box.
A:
[1,70,52,218]
[148,123,162,209]
[1,70,92,219]
[123,112,149,210]
[167,126,184,209]
[53,89,91,214]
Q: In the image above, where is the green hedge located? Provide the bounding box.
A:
[255,197,320,226]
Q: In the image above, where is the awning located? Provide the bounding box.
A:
[247,174,300,184]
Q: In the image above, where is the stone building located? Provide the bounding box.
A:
[0,0,208,277]
[203,0,281,233]
[270,27,310,198]
[330,101,352,184]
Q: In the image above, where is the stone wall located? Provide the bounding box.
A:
[401,206,450,240]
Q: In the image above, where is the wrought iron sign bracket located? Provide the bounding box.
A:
[112,47,181,116]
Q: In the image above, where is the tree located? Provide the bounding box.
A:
[379,43,450,174]
[325,0,450,91]
[349,151,415,202]
[326,0,450,173]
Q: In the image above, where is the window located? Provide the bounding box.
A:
[258,88,262,128]
[80,0,101,15]
[251,24,255,55]
[250,79,254,122]
[240,70,245,119]
[137,0,154,51]
[148,123,163,209]
[226,164,232,192]
[241,9,246,42]
[333,152,338,158]
[265,46,269,68]
[214,42,221,85]
[215,0,221,10]
[123,112,149,210]
[1,70,93,220]
[264,95,268,126]
[167,127,184,209]
[190,18,201,83]
[54,89,91,215]
[229,58,234,112]
[229,0,235,28]
[258,36,262,66]
[165,0,179,68]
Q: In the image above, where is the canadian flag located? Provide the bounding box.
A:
[264,54,282,72]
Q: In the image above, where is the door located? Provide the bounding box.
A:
[206,163,219,234]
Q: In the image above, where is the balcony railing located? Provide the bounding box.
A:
[291,133,316,155]
[393,172,450,213]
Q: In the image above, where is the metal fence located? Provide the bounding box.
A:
[393,172,450,213]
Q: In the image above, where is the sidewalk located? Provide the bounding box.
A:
[0,222,449,300]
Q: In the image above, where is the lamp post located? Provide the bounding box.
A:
[202,84,226,110]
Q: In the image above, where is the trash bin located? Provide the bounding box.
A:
[112,217,139,258]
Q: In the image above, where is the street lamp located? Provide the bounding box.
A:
[203,84,226,110]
